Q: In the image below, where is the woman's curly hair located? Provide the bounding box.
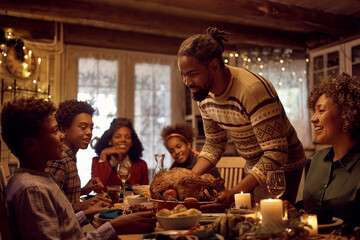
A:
[55,99,94,130]
[307,73,360,140]
[1,97,56,158]
[95,118,144,162]
[161,123,196,145]
[178,26,228,68]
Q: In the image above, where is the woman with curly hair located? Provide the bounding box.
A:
[304,73,360,225]
[91,118,148,192]
[161,123,225,191]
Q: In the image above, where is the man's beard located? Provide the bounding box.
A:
[191,86,211,101]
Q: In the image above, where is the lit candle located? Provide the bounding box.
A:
[234,192,252,209]
[260,199,283,227]
[301,214,318,236]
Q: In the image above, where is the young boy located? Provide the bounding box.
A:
[46,100,105,211]
[1,97,156,239]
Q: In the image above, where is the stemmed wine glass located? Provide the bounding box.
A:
[117,162,131,201]
[266,170,286,199]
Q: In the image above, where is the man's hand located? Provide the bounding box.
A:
[83,200,112,219]
[200,189,235,213]
[81,177,104,195]
[110,211,156,234]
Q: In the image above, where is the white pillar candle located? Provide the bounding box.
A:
[301,214,318,236]
[234,192,252,209]
[260,199,283,227]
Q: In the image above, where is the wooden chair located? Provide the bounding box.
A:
[216,156,246,190]
[0,162,12,240]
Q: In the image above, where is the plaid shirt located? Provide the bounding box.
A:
[4,168,117,239]
[46,144,81,204]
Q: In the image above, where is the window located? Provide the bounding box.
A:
[64,46,180,187]
[77,58,118,186]
[134,63,171,177]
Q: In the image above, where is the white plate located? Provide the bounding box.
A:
[318,217,343,230]
[94,213,110,222]
[199,213,221,224]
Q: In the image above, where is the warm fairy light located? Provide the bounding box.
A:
[23,46,26,50]
[281,67,286,71]
[303,70,307,74]
[257,57,262,62]
[3,53,6,57]
[26,72,31,77]
[33,80,37,84]
[243,57,247,61]
[224,58,229,64]
[292,72,296,76]
[260,65,264,69]
[48,95,52,99]
[23,63,28,68]
[259,72,263,76]
[38,58,42,64]
[247,59,251,62]
[38,88,42,92]
[280,59,284,63]
[306,58,309,62]
[299,78,303,82]
[24,55,28,59]
[234,53,239,57]
[230,53,234,57]
[279,81,283,86]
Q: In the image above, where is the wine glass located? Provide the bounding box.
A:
[117,162,131,201]
[266,170,286,199]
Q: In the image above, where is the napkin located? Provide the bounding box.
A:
[84,194,96,200]
[99,209,129,219]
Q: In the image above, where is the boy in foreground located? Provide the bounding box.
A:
[2,97,156,239]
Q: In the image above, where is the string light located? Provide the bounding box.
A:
[234,53,239,57]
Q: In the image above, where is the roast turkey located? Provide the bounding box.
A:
[150,167,224,201]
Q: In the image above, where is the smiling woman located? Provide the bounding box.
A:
[91,118,149,192]
[303,73,360,226]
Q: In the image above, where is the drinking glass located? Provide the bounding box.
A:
[153,154,166,179]
[266,170,286,199]
[117,162,131,200]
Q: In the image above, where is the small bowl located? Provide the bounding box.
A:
[156,213,201,230]
[132,185,150,195]
[126,195,149,205]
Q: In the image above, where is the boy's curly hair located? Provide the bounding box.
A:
[95,118,144,162]
[161,123,196,145]
[55,100,94,129]
[307,73,360,140]
[1,97,56,158]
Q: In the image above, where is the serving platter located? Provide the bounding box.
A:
[150,198,213,210]
[142,230,224,240]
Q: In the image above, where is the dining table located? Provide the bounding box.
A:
[88,189,357,240]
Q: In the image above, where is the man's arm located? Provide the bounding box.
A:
[191,157,214,175]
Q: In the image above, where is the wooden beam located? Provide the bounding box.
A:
[140,0,359,34]
[0,2,307,51]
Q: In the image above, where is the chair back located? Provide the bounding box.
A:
[216,156,246,190]
[0,162,12,240]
